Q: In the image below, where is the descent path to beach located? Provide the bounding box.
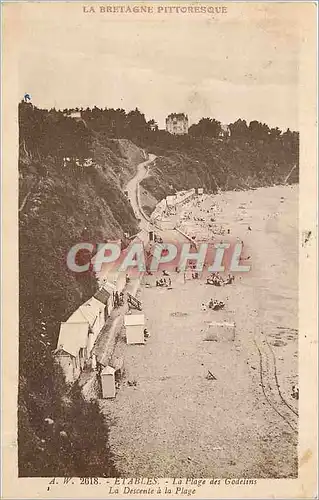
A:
[100,184,298,478]
[124,153,156,229]
[124,153,190,247]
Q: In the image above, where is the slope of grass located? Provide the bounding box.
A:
[19,124,143,475]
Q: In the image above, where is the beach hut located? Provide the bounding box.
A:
[94,286,111,317]
[67,296,106,353]
[54,322,90,383]
[101,366,116,398]
[124,314,145,344]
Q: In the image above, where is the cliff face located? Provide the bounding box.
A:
[140,134,299,204]
[92,136,146,187]
[18,104,144,476]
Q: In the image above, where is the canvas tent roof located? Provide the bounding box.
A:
[94,287,111,305]
[104,281,117,294]
[67,296,103,329]
[54,347,72,357]
[98,279,117,293]
[166,195,176,207]
[101,366,115,376]
[124,313,145,326]
[57,322,88,357]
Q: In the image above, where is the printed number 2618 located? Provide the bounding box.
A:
[80,478,99,485]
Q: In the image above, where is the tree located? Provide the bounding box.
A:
[248,121,270,141]
[269,127,282,140]
[228,119,249,138]
[189,118,222,138]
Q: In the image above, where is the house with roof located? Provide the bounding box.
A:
[94,286,112,315]
[166,113,189,135]
[67,296,107,352]
[54,296,108,383]
[97,281,118,312]
[54,322,90,383]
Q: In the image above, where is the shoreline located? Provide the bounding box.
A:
[99,183,298,477]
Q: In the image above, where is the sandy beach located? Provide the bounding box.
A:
[100,184,298,478]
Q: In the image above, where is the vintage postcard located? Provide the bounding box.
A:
[1,1,318,498]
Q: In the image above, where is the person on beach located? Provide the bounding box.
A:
[225,274,234,285]
[144,328,150,339]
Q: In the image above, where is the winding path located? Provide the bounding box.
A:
[124,153,156,230]
[124,153,189,245]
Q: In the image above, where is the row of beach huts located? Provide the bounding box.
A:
[53,232,150,385]
[53,271,125,385]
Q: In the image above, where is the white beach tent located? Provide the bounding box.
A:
[55,322,89,383]
[101,366,116,398]
[67,296,106,352]
[124,313,145,344]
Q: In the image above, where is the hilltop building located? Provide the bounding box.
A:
[166,113,189,135]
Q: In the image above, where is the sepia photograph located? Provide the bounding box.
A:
[1,1,317,498]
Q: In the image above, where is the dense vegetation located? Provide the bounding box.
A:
[140,119,299,202]
[64,105,298,201]
[64,105,158,143]
[18,102,143,476]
